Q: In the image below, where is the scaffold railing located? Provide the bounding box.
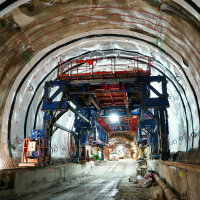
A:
[57,56,151,80]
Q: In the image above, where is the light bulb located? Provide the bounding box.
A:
[109,113,119,123]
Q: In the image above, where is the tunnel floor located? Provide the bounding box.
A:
[18,159,153,200]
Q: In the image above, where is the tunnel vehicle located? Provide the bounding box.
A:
[109,152,119,161]
[118,152,125,159]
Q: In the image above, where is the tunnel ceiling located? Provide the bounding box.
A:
[0,0,199,168]
[110,132,135,143]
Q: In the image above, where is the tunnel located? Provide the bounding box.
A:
[0,0,200,199]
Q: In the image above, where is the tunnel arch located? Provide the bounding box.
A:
[1,30,200,162]
[0,1,199,168]
[110,134,134,144]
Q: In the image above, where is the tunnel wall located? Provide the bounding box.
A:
[147,159,200,200]
[0,161,97,199]
[0,1,199,168]
[1,29,199,168]
[0,30,198,168]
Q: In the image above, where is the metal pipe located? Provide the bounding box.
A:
[153,174,178,200]
[54,123,78,135]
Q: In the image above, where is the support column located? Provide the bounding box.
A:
[101,146,104,160]
[160,108,170,160]
[42,111,53,138]
[75,134,80,160]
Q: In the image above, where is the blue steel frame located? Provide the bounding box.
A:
[41,80,109,161]
[40,75,170,161]
[137,76,170,160]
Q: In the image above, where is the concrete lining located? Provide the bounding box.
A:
[147,159,200,200]
[0,161,96,199]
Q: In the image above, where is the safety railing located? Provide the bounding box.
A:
[57,56,151,80]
